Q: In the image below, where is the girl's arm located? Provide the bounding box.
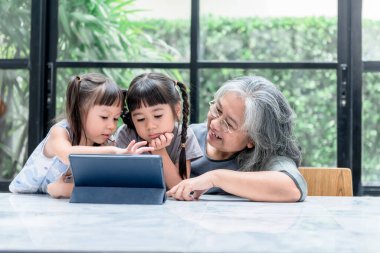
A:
[149,133,190,189]
[152,148,191,189]
[44,126,153,165]
[167,170,301,202]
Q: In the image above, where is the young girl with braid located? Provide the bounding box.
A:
[116,72,202,189]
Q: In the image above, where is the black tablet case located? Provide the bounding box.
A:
[69,154,166,205]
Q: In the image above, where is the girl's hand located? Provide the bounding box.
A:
[104,135,116,146]
[47,174,74,199]
[119,140,154,154]
[149,133,174,151]
[166,172,215,201]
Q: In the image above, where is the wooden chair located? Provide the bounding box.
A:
[299,167,353,196]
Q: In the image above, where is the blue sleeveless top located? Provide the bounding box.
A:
[9,120,72,194]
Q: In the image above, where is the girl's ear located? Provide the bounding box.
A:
[175,102,181,118]
[121,110,135,130]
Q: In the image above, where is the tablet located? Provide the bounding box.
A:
[69,154,166,204]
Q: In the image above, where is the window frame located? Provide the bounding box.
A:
[1,0,372,195]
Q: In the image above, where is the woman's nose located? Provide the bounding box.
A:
[209,117,221,131]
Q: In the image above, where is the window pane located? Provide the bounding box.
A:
[362,73,380,186]
[363,0,380,61]
[200,0,337,62]
[0,70,29,180]
[56,68,189,117]
[200,69,337,167]
[0,0,31,58]
[58,0,190,62]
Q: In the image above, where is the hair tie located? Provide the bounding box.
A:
[76,76,82,84]
[181,143,186,148]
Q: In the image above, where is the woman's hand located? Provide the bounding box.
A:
[118,140,154,154]
[149,133,174,151]
[166,172,215,201]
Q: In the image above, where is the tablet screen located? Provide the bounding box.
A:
[69,154,165,189]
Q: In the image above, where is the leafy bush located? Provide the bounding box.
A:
[0,0,30,180]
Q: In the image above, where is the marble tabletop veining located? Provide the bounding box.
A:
[1,193,379,253]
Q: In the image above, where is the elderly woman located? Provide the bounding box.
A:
[167,76,307,202]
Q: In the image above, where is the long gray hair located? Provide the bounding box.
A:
[213,76,301,171]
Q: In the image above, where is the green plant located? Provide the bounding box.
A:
[0,0,31,179]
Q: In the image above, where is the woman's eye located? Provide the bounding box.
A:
[136,118,145,122]
[100,116,108,120]
[113,118,119,121]
[226,121,236,130]
[154,115,163,119]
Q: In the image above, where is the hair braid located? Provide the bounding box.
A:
[176,81,189,179]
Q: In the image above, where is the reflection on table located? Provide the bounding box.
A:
[1,193,379,253]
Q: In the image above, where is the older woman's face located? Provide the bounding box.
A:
[207,92,254,154]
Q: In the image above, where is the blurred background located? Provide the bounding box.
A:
[0,0,379,195]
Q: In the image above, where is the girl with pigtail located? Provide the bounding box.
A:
[116,72,202,189]
[9,73,153,198]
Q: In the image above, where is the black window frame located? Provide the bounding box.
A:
[1,0,374,195]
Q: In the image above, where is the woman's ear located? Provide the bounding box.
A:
[247,138,254,149]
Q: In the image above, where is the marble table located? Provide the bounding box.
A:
[0,193,379,253]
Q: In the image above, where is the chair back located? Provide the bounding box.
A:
[299,167,353,196]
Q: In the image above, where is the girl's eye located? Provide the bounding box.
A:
[113,118,119,121]
[101,116,108,120]
[154,115,163,119]
[136,118,145,122]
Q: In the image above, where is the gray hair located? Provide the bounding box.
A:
[214,76,301,171]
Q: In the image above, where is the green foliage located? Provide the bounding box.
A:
[198,16,337,61]
[59,0,143,61]
[0,0,30,58]
[362,73,380,184]
[363,19,380,60]
[0,70,29,179]
[55,0,186,115]
[0,1,30,179]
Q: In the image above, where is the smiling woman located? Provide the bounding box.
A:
[167,76,308,202]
